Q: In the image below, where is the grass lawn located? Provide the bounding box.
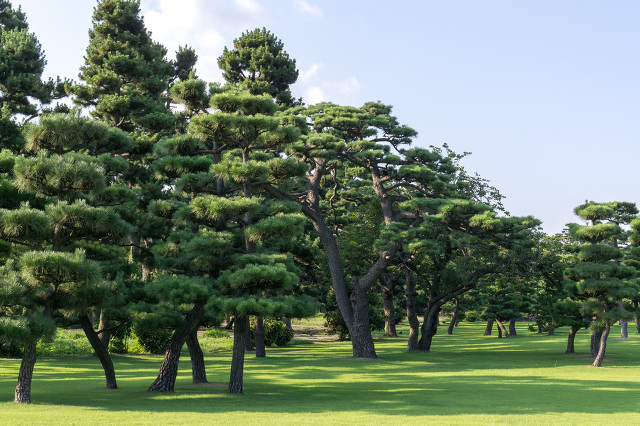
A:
[2,321,640,424]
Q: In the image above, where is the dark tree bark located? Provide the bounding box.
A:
[14,338,37,403]
[148,304,204,392]
[548,327,554,336]
[508,318,517,337]
[79,314,117,389]
[590,329,602,357]
[418,304,441,351]
[447,298,460,335]
[495,320,509,338]
[243,316,253,351]
[282,317,293,331]
[351,286,377,358]
[225,315,234,330]
[228,315,246,394]
[96,310,111,352]
[484,320,494,336]
[380,274,397,337]
[186,330,207,384]
[566,326,579,354]
[254,316,266,358]
[592,323,611,367]
[405,268,420,351]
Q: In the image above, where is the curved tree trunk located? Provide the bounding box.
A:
[186,330,207,384]
[254,316,266,358]
[592,323,611,367]
[590,329,602,357]
[509,318,517,337]
[484,320,494,336]
[351,287,377,358]
[405,268,420,351]
[495,320,509,338]
[97,310,111,352]
[148,304,204,392]
[228,315,246,394]
[79,314,117,389]
[14,338,38,403]
[418,304,441,352]
[566,326,579,354]
[447,298,459,335]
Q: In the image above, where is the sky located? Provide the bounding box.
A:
[12,0,640,235]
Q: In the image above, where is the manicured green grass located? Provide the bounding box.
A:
[2,322,640,424]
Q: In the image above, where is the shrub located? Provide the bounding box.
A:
[132,327,172,354]
[203,328,229,338]
[262,318,294,346]
[36,330,93,356]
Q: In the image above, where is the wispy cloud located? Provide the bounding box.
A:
[294,0,323,17]
[142,0,270,84]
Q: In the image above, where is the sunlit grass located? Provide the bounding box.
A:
[2,321,640,424]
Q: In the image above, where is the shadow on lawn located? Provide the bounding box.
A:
[3,323,640,417]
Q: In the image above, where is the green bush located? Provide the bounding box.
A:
[36,330,93,356]
[132,327,172,354]
[0,341,22,357]
[262,318,294,346]
[203,328,229,338]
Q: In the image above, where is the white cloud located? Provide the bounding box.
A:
[294,0,323,17]
[306,86,327,105]
[299,63,322,83]
[234,0,264,17]
[141,0,270,84]
[330,76,360,94]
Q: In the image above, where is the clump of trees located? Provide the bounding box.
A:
[0,0,638,404]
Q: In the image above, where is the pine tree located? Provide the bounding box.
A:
[0,0,67,151]
[565,201,638,367]
[218,28,298,107]
[190,88,314,393]
[74,0,194,136]
[0,115,133,402]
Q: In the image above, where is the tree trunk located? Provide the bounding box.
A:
[186,330,207,384]
[484,320,494,336]
[405,268,419,351]
[509,318,517,337]
[351,287,377,358]
[228,315,246,394]
[225,315,234,330]
[254,316,266,358]
[14,338,38,403]
[590,329,602,357]
[282,317,293,331]
[97,310,111,352]
[548,327,554,336]
[592,323,611,367]
[148,304,204,392]
[79,314,117,389]
[566,326,579,354]
[447,298,459,335]
[382,286,397,337]
[495,320,509,338]
[619,301,628,339]
[418,305,440,352]
[244,316,253,351]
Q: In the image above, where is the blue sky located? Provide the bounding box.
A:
[13,0,640,234]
